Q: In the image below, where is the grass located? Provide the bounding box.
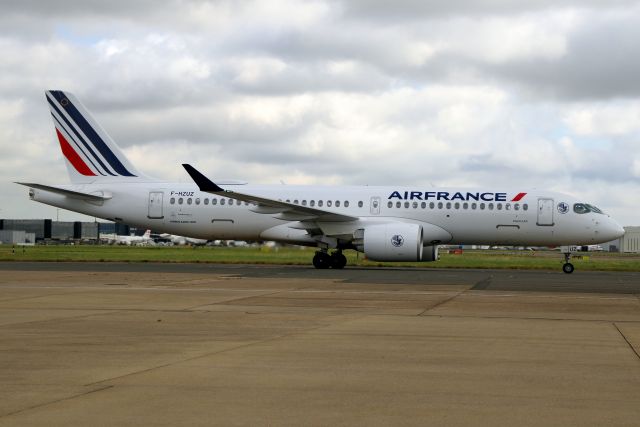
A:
[1,244,640,271]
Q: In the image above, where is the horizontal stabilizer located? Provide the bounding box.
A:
[15,182,111,201]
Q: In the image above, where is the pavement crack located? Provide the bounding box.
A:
[613,322,640,362]
[1,385,113,418]
[82,319,345,387]
[418,291,465,316]
[471,275,493,291]
[183,289,287,310]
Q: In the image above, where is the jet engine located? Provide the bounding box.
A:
[355,223,424,262]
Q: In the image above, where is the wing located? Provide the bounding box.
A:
[182,164,358,223]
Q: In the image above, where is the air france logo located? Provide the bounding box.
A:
[557,202,569,214]
[391,235,404,247]
[387,191,527,202]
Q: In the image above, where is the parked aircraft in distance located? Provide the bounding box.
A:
[103,229,153,246]
[17,90,626,273]
[159,233,208,246]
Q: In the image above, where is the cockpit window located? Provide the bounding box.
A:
[573,203,590,214]
[585,204,604,214]
[573,203,604,215]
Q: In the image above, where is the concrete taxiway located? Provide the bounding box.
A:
[0,263,639,426]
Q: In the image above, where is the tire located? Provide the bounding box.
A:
[312,252,331,269]
[330,253,347,269]
[562,263,574,274]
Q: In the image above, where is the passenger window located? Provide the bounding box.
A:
[286,199,290,203]
[178,198,183,205]
[318,200,323,207]
[429,202,435,209]
[336,201,341,207]
[388,201,393,208]
[480,203,485,210]
[506,203,511,210]
[421,202,426,209]
[345,201,350,207]
[170,197,175,205]
[404,201,410,208]
[488,203,493,210]
[220,199,226,205]
[212,198,217,205]
[497,203,502,210]
[471,203,477,209]
[294,199,299,204]
[454,202,460,209]
[463,202,468,210]
[310,200,315,207]
[523,204,528,211]
[195,198,200,205]
[187,198,193,205]
[396,201,401,208]
[413,202,418,209]
[302,200,307,206]
[446,202,451,209]
[514,204,520,211]
[327,201,332,207]
[358,201,363,208]
[438,202,443,209]
[237,200,241,206]
[204,198,209,205]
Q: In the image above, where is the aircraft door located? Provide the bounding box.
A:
[370,196,381,215]
[148,191,164,219]
[536,198,554,226]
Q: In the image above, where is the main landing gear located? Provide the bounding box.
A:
[312,250,347,269]
[562,252,575,274]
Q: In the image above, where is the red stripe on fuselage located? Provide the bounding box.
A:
[55,128,96,176]
[511,192,527,202]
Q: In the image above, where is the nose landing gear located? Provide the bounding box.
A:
[562,251,574,274]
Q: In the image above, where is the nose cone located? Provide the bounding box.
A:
[601,218,625,242]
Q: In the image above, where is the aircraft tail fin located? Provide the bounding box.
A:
[45,90,151,184]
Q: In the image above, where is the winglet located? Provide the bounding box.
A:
[182,164,224,192]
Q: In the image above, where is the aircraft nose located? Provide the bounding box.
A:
[602,218,625,241]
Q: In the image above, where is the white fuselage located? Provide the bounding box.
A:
[29,182,625,247]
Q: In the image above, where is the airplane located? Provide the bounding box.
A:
[16,90,625,273]
[159,233,208,246]
[104,229,154,246]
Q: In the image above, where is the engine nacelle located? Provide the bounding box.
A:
[360,223,424,262]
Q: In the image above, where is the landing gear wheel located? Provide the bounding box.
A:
[312,251,331,269]
[330,252,347,269]
[562,263,575,274]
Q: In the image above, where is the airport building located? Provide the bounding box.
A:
[0,230,36,245]
[600,226,640,253]
[0,219,112,242]
[619,226,640,253]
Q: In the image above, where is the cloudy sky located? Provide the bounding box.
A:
[1,0,639,224]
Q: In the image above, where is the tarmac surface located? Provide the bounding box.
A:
[0,263,639,426]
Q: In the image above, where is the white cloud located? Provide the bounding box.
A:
[1,0,640,226]
[563,103,640,136]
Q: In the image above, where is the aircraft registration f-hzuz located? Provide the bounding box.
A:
[17,90,625,273]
